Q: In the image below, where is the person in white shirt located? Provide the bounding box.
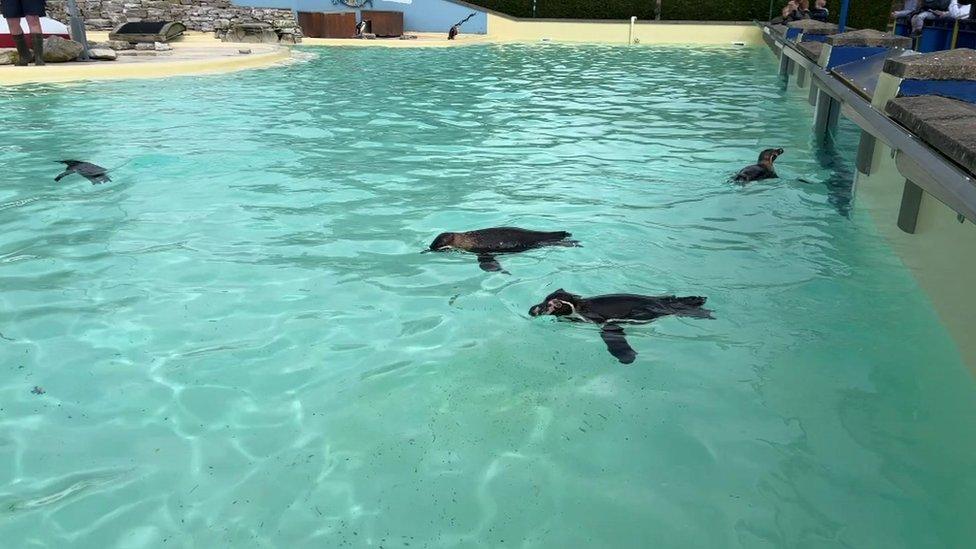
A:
[948,0,971,18]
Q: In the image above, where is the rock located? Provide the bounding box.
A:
[44,1,300,36]
[117,50,159,56]
[827,28,911,49]
[222,23,279,44]
[154,41,172,51]
[135,42,155,50]
[886,95,976,176]
[0,48,19,65]
[786,19,839,35]
[43,36,84,63]
[88,48,118,61]
[884,48,976,81]
[798,41,823,61]
[238,48,251,54]
[91,40,133,51]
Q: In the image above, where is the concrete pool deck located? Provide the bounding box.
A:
[0,32,291,86]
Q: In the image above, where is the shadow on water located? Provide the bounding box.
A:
[811,137,855,218]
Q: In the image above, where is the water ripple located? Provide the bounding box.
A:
[0,43,972,548]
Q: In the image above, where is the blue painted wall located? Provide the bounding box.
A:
[231,0,488,34]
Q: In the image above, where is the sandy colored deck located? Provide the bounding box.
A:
[0,32,291,86]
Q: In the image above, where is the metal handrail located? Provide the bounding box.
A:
[766,25,976,222]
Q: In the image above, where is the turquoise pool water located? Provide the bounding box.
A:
[1,44,975,547]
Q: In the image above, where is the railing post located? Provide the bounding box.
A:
[838,0,850,33]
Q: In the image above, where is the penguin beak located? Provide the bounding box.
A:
[529,299,561,316]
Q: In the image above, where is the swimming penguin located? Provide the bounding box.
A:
[426,227,579,273]
[734,148,784,182]
[55,160,111,185]
[528,289,713,364]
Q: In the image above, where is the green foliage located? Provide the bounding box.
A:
[463,0,892,30]
[468,0,533,18]
[538,0,654,19]
[660,0,777,22]
[824,0,893,31]
[465,0,652,18]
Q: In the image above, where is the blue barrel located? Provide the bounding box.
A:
[956,19,976,49]
[918,18,956,52]
[894,16,912,37]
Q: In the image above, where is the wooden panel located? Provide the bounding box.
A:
[323,12,358,39]
[361,10,403,37]
[297,12,321,39]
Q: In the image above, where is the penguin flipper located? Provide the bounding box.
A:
[477,253,508,274]
[54,170,73,182]
[600,324,637,364]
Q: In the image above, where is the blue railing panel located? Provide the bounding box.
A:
[899,80,976,104]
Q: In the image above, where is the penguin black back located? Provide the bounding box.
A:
[734,148,784,182]
[55,160,111,184]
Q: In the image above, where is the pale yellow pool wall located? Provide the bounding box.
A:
[487,15,762,45]
[854,146,976,369]
[856,75,976,368]
[773,38,976,369]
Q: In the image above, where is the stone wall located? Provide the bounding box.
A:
[46,0,299,35]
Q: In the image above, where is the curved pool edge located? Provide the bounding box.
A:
[0,45,291,86]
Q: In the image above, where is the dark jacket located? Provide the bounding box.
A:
[786,8,811,21]
[810,7,829,21]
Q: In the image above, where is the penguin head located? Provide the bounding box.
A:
[59,160,82,167]
[758,148,785,165]
[529,289,581,317]
[428,232,457,252]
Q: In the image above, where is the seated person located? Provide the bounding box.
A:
[910,0,953,34]
[810,0,829,21]
[892,0,920,19]
[781,0,811,21]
